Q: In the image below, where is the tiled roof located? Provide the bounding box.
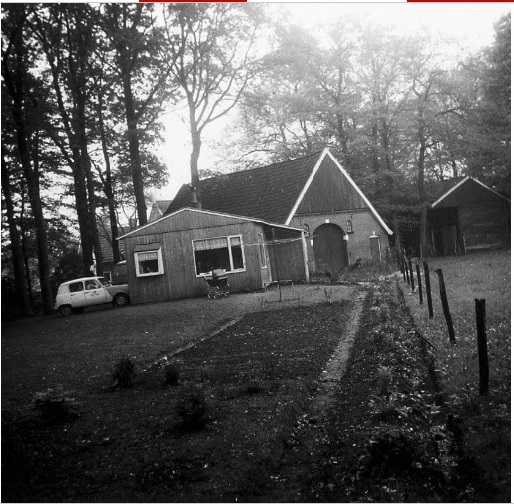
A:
[425,177,466,204]
[99,230,126,264]
[164,151,323,224]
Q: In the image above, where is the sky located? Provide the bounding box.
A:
[156,2,511,203]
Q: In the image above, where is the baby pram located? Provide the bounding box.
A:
[204,269,229,299]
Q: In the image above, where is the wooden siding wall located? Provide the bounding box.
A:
[432,180,509,251]
[296,156,366,214]
[264,227,306,282]
[460,201,508,249]
[123,214,270,304]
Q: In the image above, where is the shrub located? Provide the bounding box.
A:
[33,388,80,424]
[112,355,137,388]
[164,364,180,386]
[176,383,209,429]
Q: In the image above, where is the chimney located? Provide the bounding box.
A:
[189,184,201,209]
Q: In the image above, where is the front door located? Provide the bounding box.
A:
[313,223,349,277]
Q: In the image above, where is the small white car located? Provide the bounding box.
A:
[54,276,130,316]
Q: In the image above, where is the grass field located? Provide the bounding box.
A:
[399,249,510,499]
[400,249,510,394]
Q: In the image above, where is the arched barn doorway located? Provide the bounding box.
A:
[313,223,349,277]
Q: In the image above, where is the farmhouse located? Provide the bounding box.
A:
[118,207,308,304]
[165,148,392,277]
[426,176,510,255]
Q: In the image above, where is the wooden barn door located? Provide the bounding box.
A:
[313,224,348,277]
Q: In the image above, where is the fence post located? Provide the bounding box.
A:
[408,258,415,292]
[435,269,455,344]
[402,253,408,283]
[423,261,434,318]
[475,298,489,396]
[415,262,423,305]
[400,252,406,281]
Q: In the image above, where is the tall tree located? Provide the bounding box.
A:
[1,4,54,312]
[30,3,104,275]
[163,4,262,198]
[102,4,171,226]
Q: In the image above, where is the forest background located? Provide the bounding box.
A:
[1,3,510,316]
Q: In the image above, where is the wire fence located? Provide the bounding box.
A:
[397,251,510,396]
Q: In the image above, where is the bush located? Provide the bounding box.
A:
[164,364,180,386]
[33,388,80,424]
[176,383,209,429]
[112,356,137,388]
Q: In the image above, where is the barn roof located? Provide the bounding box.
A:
[164,151,322,224]
[164,149,392,234]
[429,176,510,208]
[99,230,126,263]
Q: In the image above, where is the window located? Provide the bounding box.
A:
[85,279,102,290]
[135,248,164,277]
[103,271,112,282]
[346,220,353,233]
[303,223,310,236]
[193,235,246,276]
[68,281,84,293]
[258,233,267,268]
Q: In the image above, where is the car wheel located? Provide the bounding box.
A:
[113,293,129,307]
[59,305,73,317]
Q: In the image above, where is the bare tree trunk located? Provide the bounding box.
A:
[97,98,121,264]
[122,75,147,226]
[1,155,33,316]
[417,106,428,259]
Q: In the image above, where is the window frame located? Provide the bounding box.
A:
[346,220,353,234]
[192,234,246,277]
[134,247,164,278]
[257,233,268,269]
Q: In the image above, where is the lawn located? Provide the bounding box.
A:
[398,249,511,501]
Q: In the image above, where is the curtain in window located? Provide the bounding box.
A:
[138,251,158,261]
[194,238,228,251]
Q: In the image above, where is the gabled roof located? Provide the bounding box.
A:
[118,207,305,241]
[165,151,321,224]
[165,148,392,235]
[430,176,510,208]
[149,200,173,222]
[98,229,126,263]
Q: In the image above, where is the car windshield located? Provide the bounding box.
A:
[98,277,112,287]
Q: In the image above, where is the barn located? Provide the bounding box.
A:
[165,148,393,277]
[118,207,308,304]
[427,176,510,255]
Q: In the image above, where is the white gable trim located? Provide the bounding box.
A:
[285,149,393,235]
[284,148,329,226]
[431,177,470,208]
[117,207,305,240]
[431,176,510,208]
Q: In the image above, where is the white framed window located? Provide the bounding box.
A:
[135,248,164,277]
[346,220,353,234]
[193,235,246,276]
[258,233,268,269]
[103,271,112,282]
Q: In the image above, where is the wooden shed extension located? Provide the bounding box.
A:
[118,208,308,304]
[427,176,510,254]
